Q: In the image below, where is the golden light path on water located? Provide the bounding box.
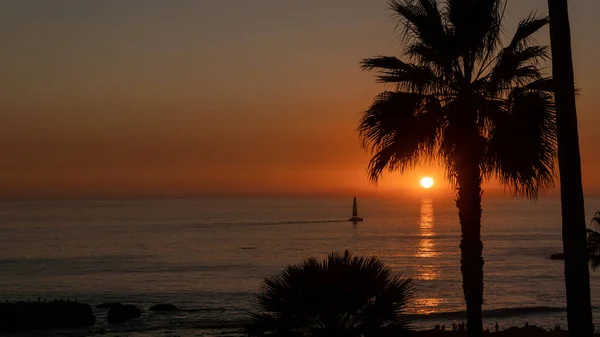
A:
[413,298,446,315]
[417,198,438,259]
[414,198,445,315]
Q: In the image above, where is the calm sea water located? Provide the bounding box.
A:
[2,196,600,336]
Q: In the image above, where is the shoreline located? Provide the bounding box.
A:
[2,325,597,337]
[0,299,587,336]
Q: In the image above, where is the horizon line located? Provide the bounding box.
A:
[2,189,599,202]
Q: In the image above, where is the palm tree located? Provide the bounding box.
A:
[359,1,556,335]
[245,250,414,337]
[587,212,600,271]
[547,1,593,336]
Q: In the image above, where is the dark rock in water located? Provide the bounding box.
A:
[107,303,141,323]
[96,302,121,309]
[550,253,565,260]
[149,303,179,311]
[0,299,95,331]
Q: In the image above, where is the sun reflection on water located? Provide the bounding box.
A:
[412,297,446,315]
[416,238,437,258]
[419,199,434,236]
[416,198,440,282]
[417,199,437,258]
[416,264,439,281]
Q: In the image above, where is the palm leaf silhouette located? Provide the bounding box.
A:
[587,212,600,270]
[245,251,413,337]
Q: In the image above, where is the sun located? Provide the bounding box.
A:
[420,177,434,189]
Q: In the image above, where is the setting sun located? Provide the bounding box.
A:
[420,177,434,189]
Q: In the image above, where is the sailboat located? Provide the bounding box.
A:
[348,196,363,222]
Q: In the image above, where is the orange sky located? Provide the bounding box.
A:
[1,1,599,199]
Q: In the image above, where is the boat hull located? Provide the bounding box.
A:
[348,216,363,222]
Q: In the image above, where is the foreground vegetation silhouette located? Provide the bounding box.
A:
[586,212,600,271]
[547,0,594,335]
[359,1,556,335]
[245,251,413,337]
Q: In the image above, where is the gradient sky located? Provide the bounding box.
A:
[1,0,599,198]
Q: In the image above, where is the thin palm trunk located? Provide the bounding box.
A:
[547,1,593,335]
[456,143,484,337]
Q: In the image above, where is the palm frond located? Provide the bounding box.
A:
[479,12,548,92]
[358,91,442,182]
[483,90,556,198]
[361,56,409,71]
[519,77,554,93]
[485,45,549,96]
[592,212,600,227]
[389,0,445,46]
[446,0,503,62]
[507,13,549,50]
[245,251,414,337]
[587,228,600,271]
[587,213,600,271]
[388,0,454,76]
[361,56,443,92]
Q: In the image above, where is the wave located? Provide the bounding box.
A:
[201,220,349,227]
[88,306,575,334]
[65,304,600,336]
[405,306,566,320]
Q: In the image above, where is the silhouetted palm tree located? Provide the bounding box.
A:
[547,1,593,336]
[245,251,413,337]
[359,1,556,335]
[587,212,600,271]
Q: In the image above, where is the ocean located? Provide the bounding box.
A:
[2,196,600,336]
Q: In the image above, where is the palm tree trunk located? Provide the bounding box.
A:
[547,1,594,336]
[456,155,484,337]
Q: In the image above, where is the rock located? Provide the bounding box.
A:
[149,303,179,311]
[550,253,565,260]
[96,302,121,309]
[107,303,141,323]
[0,299,95,331]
